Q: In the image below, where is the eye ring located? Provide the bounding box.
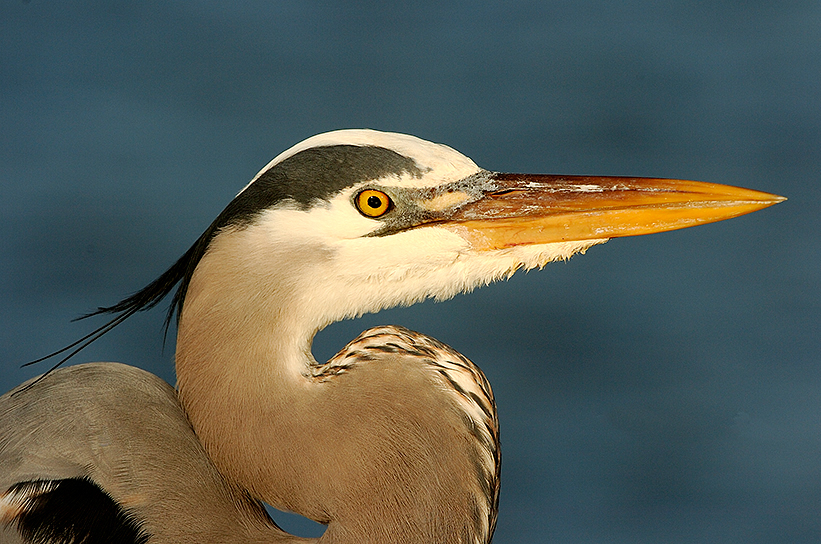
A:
[355,189,392,218]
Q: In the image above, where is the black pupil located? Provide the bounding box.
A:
[367,195,383,209]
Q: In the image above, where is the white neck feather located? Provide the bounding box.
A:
[174,209,604,543]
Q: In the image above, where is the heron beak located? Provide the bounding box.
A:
[438,174,786,250]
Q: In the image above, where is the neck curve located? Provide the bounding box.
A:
[175,227,497,544]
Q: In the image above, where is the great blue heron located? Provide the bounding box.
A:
[0,130,783,544]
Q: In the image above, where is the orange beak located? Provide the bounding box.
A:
[439,174,785,249]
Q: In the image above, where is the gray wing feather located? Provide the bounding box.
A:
[1,363,292,544]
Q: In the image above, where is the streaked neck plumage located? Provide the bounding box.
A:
[175,224,499,544]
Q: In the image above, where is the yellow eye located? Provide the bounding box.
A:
[355,189,392,218]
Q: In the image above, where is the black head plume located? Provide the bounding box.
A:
[19,144,422,388]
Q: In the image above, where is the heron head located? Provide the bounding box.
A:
[185,129,782,333]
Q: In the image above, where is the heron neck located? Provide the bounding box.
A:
[174,227,492,544]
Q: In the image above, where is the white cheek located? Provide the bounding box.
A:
[248,197,607,330]
[334,227,469,282]
[258,192,377,244]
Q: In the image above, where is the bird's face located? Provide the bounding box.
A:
[202,129,781,333]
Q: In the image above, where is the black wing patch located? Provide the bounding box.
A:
[2,478,149,544]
